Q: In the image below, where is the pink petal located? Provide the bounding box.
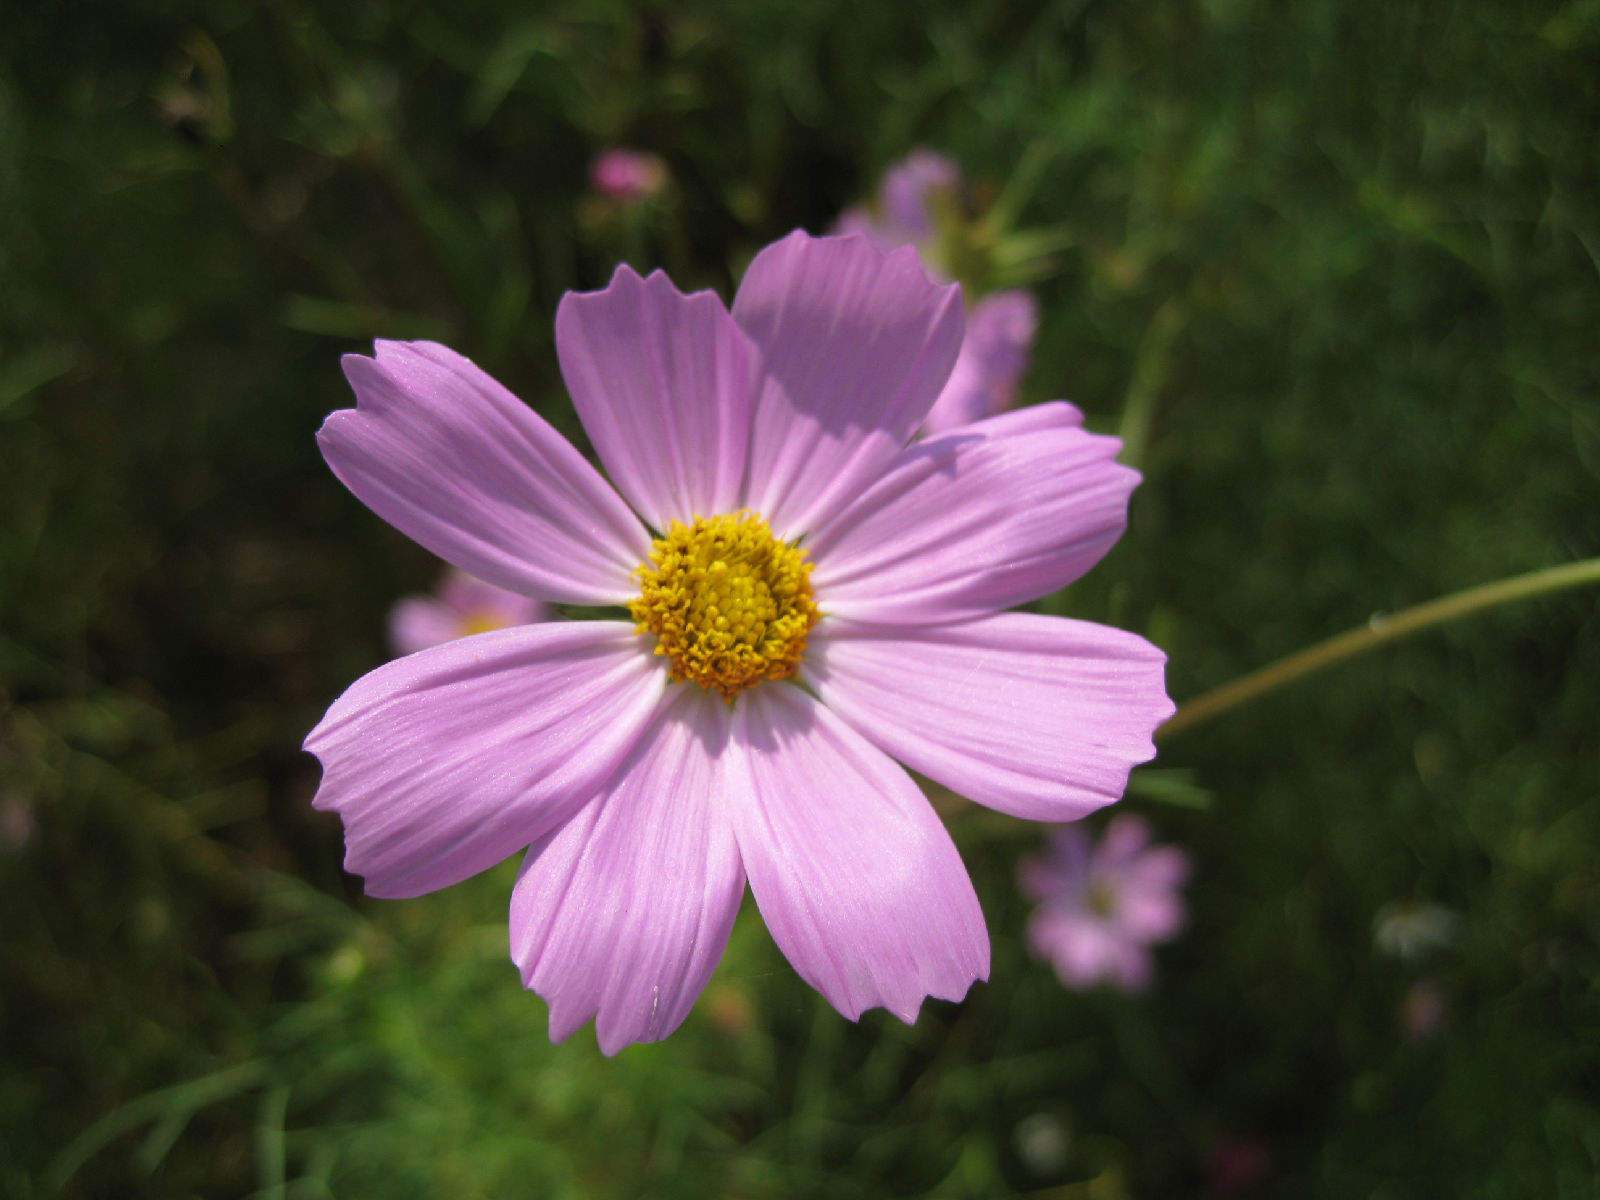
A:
[731,232,964,540]
[725,684,988,1023]
[589,149,668,202]
[305,622,665,899]
[1126,845,1191,893]
[388,597,465,657]
[805,614,1173,821]
[556,267,759,532]
[1114,845,1191,942]
[320,341,650,606]
[389,573,546,656]
[879,150,961,240]
[807,403,1138,624]
[1115,887,1187,943]
[1106,940,1156,991]
[920,290,1039,435]
[1093,813,1153,867]
[1029,912,1150,991]
[509,688,746,1055]
[1018,827,1093,903]
[829,206,887,246]
[437,573,546,627]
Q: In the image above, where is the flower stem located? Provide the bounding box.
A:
[1156,557,1600,742]
[1116,299,1184,472]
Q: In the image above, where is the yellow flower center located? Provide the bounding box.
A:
[458,611,508,637]
[629,510,819,701]
[1087,880,1119,918]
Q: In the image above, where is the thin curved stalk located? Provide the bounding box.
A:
[1157,557,1600,743]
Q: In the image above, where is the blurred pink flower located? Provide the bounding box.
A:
[1399,978,1446,1039]
[1019,814,1189,991]
[308,230,1172,1053]
[922,290,1039,435]
[836,149,962,246]
[835,150,1038,432]
[589,149,668,203]
[389,570,547,657]
[1206,1137,1271,1196]
[0,792,34,852]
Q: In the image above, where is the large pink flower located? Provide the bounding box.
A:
[307,231,1173,1054]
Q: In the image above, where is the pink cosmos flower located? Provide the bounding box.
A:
[389,570,548,657]
[924,289,1040,436]
[1399,979,1446,1040]
[0,792,34,853]
[589,149,669,203]
[307,230,1173,1054]
[1019,814,1189,992]
[835,149,963,246]
[1206,1138,1272,1196]
[835,151,1039,433]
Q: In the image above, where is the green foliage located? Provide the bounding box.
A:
[2,0,1597,1196]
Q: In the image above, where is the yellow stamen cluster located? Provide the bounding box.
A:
[1086,880,1119,918]
[458,611,508,637]
[629,510,819,701]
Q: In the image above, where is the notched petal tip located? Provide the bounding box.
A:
[317,331,650,604]
[556,260,758,530]
[604,260,648,289]
[809,615,1175,823]
[331,352,381,407]
[757,227,962,305]
[337,348,374,376]
[303,623,664,900]
[733,229,969,537]
[556,265,643,325]
[868,955,991,1027]
[507,691,746,1056]
[560,263,735,328]
[729,687,990,1028]
[881,237,964,300]
[566,261,728,310]
[332,341,457,423]
[341,338,442,380]
[371,337,453,361]
[809,409,1142,624]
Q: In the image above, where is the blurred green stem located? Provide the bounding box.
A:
[1117,299,1185,470]
[47,1062,267,1190]
[1158,557,1600,742]
[979,138,1058,238]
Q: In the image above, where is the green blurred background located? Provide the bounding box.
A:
[2,0,1597,1196]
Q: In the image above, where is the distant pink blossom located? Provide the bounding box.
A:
[922,290,1039,435]
[1206,1138,1271,1196]
[307,230,1172,1053]
[589,149,668,203]
[1399,979,1446,1039]
[0,793,34,852]
[836,149,962,246]
[1020,814,1189,991]
[389,571,547,657]
[835,150,1038,432]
